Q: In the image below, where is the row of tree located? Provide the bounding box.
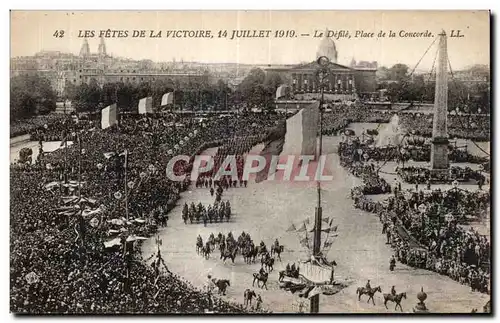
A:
[10,63,489,120]
[62,77,233,113]
[377,64,490,113]
[63,68,284,113]
[233,68,285,108]
[10,74,57,121]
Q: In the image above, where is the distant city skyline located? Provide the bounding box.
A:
[11,10,490,70]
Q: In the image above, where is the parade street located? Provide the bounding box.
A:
[142,136,489,313]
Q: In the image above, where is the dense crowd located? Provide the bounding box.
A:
[340,138,490,294]
[398,166,485,185]
[320,104,490,141]
[10,114,66,138]
[11,111,281,314]
[338,141,391,195]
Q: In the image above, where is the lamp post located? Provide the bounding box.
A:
[310,55,330,314]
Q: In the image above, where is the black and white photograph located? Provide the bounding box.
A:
[9,10,491,314]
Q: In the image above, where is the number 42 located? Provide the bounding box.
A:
[53,30,65,38]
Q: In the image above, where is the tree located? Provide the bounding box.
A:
[63,82,77,101]
[389,64,410,82]
[72,79,102,112]
[10,74,56,120]
[237,68,269,107]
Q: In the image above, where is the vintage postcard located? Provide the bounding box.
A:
[10,10,491,314]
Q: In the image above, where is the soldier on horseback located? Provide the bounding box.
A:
[366,280,371,290]
[274,238,280,249]
[259,266,266,276]
[391,286,396,296]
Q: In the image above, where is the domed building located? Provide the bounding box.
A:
[316,30,338,64]
[264,31,377,105]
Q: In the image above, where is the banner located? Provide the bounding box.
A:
[300,261,333,284]
[275,84,290,99]
[161,92,174,106]
[101,104,117,129]
[138,97,153,114]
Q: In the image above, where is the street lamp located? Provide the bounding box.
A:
[310,55,331,314]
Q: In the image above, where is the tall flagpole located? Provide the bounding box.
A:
[78,132,85,246]
[124,149,129,221]
[310,56,329,313]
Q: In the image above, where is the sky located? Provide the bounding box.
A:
[10,10,490,70]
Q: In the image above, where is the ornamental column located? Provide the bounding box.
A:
[430,31,449,171]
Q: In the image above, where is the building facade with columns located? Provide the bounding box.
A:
[265,32,377,103]
[11,37,208,97]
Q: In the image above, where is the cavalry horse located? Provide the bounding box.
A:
[244,289,257,307]
[207,234,216,252]
[242,246,257,264]
[211,278,230,296]
[201,245,211,260]
[383,292,406,311]
[270,245,284,262]
[256,245,267,257]
[356,286,382,305]
[220,247,238,263]
[252,272,269,290]
[196,237,203,254]
[261,256,275,272]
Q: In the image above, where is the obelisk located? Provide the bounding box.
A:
[430,31,449,172]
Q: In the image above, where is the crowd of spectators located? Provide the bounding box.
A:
[339,137,490,295]
[319,104,490,141]
[11,111,281,314]
[10,114,66,138]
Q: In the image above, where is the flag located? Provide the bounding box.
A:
[275,84,290,100]
[296,222,307,232]
[101,104,117,129]
[138,97,153,114]
[161,92,174,106]
[255,102,320,183]
[286,224,297,232]
[255,120,287,183]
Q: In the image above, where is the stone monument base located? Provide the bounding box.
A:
[428,168,449,182]
[413,303,429,313]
